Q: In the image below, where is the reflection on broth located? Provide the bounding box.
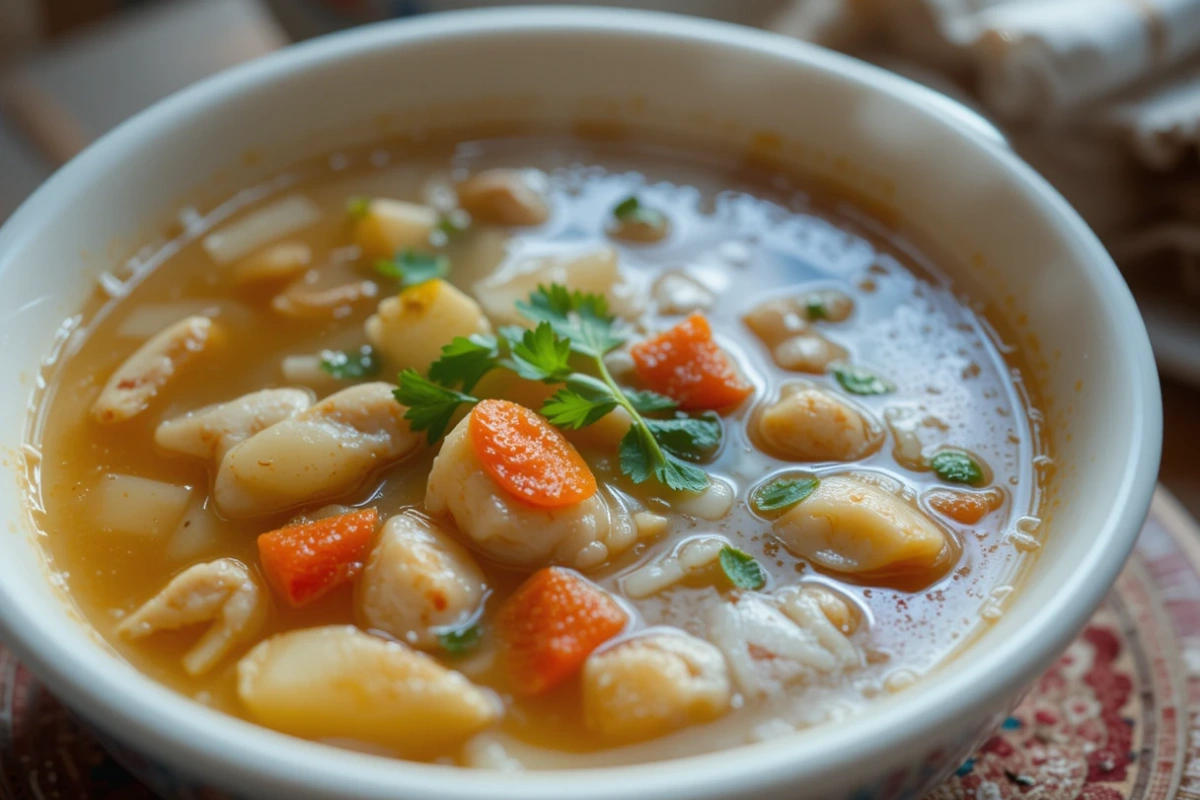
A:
[27,133,1048,768]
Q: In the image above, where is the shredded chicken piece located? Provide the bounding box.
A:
[155,387,312,464]
[116,558,264,676]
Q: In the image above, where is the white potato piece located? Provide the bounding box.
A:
[117,558,265,676]
[772,333,849,374]
[653,272,715,315]
[583,631,731,741]
[756,382,883,462]
[232,242,312,287]
[92,316,215,423]
[165,495,221,562]
[365,280,492,375]
[456,168,549,226]
[425,415,636,571]
[473,246,642,325]
[214,382,421,518]
[271,280,378,319]
[350,198,438,260]
[705,589,863,699]
[203,195,321,265]
[155,388,312,464]
[237,625,500,754]
[773,474,950,576]
[623,535,729,599]
[358,511,487,649]
[94,474,192,537]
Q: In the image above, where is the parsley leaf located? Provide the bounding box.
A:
[644,413,722,462]
[625,389,678,413]
[656,455,709,493]
[618,427,709,492]
[517,284,625,357]
[618,427,655,484]
[830,363,894,396]
[611,195,667,229]
[719,546,766,590]
[506,321,573,383]
[931,449,985,486]
[805,296,827,320]
[437,623,482,655]
[427,334,499,392]
[751,476,819,515]
[542,388,619,429]
[393,369,478,444]
[319,345,380,381]
[613,196,641,220]
[375,250,449,288]
[346,196,370,220]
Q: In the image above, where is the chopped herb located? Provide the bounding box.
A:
[346,196,371,220]
[931,449,985,486]
[438,623,482,655]
[393,369,478,444]
[611,195,668,234]
[719,546,766,590]
[374,249,449,288]
[613,196,641,220]
[395,283,721,491]
[318,345,380,381]
[427,334,500,392]
[625,389,678,414]
[830,363,894,396]
[438,210,471,238]
[751,476,819,514]
[805,296,828,320]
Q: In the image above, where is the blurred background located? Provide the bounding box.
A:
[0,0,1197,514]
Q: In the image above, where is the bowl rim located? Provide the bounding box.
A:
[0,7,1162,798]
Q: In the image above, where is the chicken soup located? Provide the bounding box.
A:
[26,133,1047,768]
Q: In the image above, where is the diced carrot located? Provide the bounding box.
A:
[469,399,597,509]
[257,508,378,607]
[926,488,1005,525]
[629,313,753,410]
[497,567,628,695]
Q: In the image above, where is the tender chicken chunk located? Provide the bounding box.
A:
[705,588,863,699]
[116,558,265,676]
[623,535,730,599]
[237,625,501,754]
[92,316,215,423]
[771,333,848,374]
[365,280,492,375]
[743,294,852,373]
[155,388,312,464]
[773,474,951,577]
[425,415,636,571]
[583,631,731,741]
[350,198,438,260]
[271,280,378,319]
[473,246,642,325]
[357,511,487,649]
[231,242,311,288]
[214,382,421,519]
[456,168,549,226]
[756,382,883,462]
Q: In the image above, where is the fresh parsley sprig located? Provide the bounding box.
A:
[392,284,720,491]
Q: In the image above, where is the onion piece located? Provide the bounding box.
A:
[95,474,192,537]
[203,195,321,266]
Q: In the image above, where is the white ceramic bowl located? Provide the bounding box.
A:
[0,8,1161,800]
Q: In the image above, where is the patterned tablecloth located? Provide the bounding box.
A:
[0,489,1196,800]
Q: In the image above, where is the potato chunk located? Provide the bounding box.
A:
[473,246,641,325]
[357,511,487,649]
[156,388,312,464]
[583,632,731,741]
[425,414,636,571]
[92,316,215,423]
[237,625,500,754]
[350,199,438,260]
[94,474,192,537]
[214,382,420,518]
[117,558,265,676]
[773,475,950,577]
[456,168,549,226]
[756,382,883,462]
[365,280,492,375]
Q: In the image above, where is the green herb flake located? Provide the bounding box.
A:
[613,196,641,220]
[438,624,482,655]
[625,389,678,414]
[830,363,895,396]
[506,321,574,383]
[375,250,450,288]
[805,297,828,320]
[611,195,668,233]
[427,334,500,393]
[719,546,767,590]
[318,345,381,381]
[644,413,722,462]
[346,196,371,220]
[393,369,478,444]
[542,387,619,430]
[930,449,985,486]
[751,476,819,515]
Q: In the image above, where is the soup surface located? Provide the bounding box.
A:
[27,134,1047,768]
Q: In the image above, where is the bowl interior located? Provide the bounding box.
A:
[0,8,1161,799]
